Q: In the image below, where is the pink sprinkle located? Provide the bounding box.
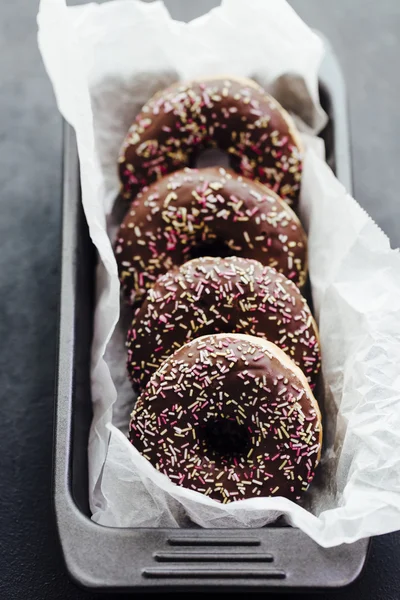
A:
[248,206,259,217]
[251,145,262,155]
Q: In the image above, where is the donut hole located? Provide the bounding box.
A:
[193,148,231,170]
[188,241,233,261]
[201,417,250,459]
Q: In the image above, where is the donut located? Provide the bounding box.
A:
[118,76,303,205]
[127,256,320,393]
[115,167,307,305]
[129,333,322,503]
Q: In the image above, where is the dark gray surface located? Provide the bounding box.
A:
[290,0,400,247]
[0,0,399,599]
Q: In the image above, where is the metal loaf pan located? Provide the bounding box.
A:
[55,42,370,592]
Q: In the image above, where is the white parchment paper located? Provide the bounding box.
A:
[38,0,400,546]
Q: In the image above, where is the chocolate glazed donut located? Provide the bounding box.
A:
[129,334,322,503]
[115,167,307,305]
[118,76,303,206]
[127,256,320,393]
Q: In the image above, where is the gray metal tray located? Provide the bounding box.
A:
[55,44,370,592]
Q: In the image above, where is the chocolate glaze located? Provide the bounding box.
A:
[127,257,320,393]
[118,76,303,205]
[115,167,307,305]
[129,334,322,503]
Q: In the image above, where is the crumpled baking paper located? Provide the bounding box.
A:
[38,0,400,547]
